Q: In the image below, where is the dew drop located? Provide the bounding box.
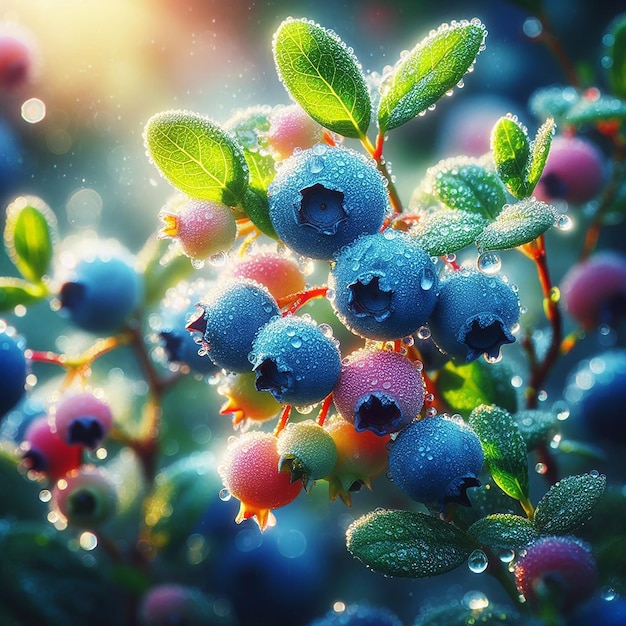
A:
[468,549,489,573]
[308,156,324,174]
[219,488,232,501]
[555,214,573,231]
[420,268,435,291]
[600,586,616,601]
[417,326,431,340]
[535,462,547,475]
[462,590,489,610]
[477,251,501,275]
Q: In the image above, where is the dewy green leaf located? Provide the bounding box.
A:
[346,509,473,578]
[419,156,507,220]
[476,198,557,251]
[4,196,56,284]
[410,209,488,256]
[438,359,518,416]
[469,405,529,506]
[491,115,530,199]
[0,277,48,312]
[273,18,371,139]
[534,472,606,535]
[605,14,626,99]
[526,117,555,192]
[378,19,486,132]
[564,94,626,125]
[467,514,540,551]
[240,188,278,240]
[144,110,249,205]
[414,601,524,626]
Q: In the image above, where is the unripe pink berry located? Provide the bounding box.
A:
[534,135,605,205]
[0,24,37,91]
[138,584,211,626]
[561,251,626,330]
[514,536,598,613]
[53,391,113,449]
[267,103,324,160]
[158,197,236,262]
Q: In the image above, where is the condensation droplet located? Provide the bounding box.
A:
[468,549,489,573]
[219,488,232,501]
[477,251,502,275]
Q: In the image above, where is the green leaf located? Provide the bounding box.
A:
[414,601,524,625]
[0,444,46,520]
[142,452,221,554]
[419,156,507,220]
[455,477,525,528]
[564,94,626,125]
[468,405,529,505]
[4,196,56,284]
[491,115,530,199]
[410,209,488,256]
[0,522,123,625]
[467,514,540,551]
[378,19,486,132]
[526,117,555,191]
[144,110,249,205]
[273,18,371,139]
[438,359,518,416]
[476,198,556,251]
[240,187,278,239]
[534,472,606,535]
[605,14,626,99]
[346,508,473,578]
[513,409,559,451]
[0,277,48,312]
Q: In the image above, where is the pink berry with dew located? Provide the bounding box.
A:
[514,536,598,613]
[560,251,626,330]
[138,584,212,626]
[53,391,113,450]
[333,347,425,435]
[218,430,302,530]
[267,103,325,160]
[0,23,37,91]
[158,197,237,262]
[534,135,605,205]
[228,246,307,302]
[21,416,83,482]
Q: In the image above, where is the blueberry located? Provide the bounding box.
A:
[187,278,280,373]
[568,596,626,626]
[268,144,388,260]
[59,248,143,333]
[0,327,27,419]
[251,315,341,406]
[388,414,484,509]
[332,347,425,435]
[329,230,439,340]
[566,349,626,444]
[428,269,520,363]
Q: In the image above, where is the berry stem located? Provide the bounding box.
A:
[273,404,292,436]
[316,394,333,427]
[278,286,329,315]
[360,132,404,214]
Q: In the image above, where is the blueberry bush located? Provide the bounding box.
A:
[1,2,626,625]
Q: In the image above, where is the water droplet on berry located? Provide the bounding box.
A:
[420,268,435,291]
[191,258,205,269]
[468,549,488,573]
[307,156,324,174]
[477,251,501,275]
[218,488,232,501]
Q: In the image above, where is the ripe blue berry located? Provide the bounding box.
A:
[333,347,425,435]
[0,326,27,419]
[268,144,388,260]
[329,230,439,340]
[428,269,520,363]
[187,278,280,373]
[251,315,341,405]
[59,247,143,333]
[514,536,598,613]
[388,414,484,509]
[566,349,626,444]
[569,596,626,626]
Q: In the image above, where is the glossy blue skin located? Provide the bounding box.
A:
[0,330,27,418]
[329,230,439,341]
[251,315,341,405]
[158,307,218,376]
[569,349,626,444]
[194,279,280,373]
[308,603,403,626]
[428,270,520,363]
[388,415,484,509]
[268,144,388,260]
[60,255,143,333]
